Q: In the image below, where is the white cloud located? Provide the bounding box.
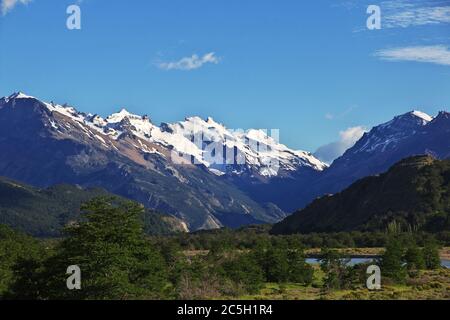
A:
[375,45,450,66]
[381,0,450,28]
[157,52,220,71]
[1,0,31,15]
[325,113,334,120]
[314,126,367,164]
[324,105,358,121]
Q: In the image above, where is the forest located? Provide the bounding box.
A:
[1,197,448,300]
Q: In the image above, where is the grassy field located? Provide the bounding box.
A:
[181,247,450,300]
[235,266,450,300]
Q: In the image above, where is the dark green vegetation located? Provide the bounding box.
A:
[0,224,44,296]
[381,237,442,284]
[0,197,313,299]
[1,197,447,300]
[272,156,450,235]
[3,198,168,299]
[164,224,449,251]
[0,176,182,237]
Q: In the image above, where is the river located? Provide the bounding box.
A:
[306,258,450,268]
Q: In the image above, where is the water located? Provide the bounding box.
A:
[306,258,450,268]
[306,258,375,266]
[442,259,450,268]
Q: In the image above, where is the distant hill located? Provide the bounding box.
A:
[0,177,185,237]
[271,156,450,234]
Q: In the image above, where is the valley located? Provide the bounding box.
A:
[0,92,449,301]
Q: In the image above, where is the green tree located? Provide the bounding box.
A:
[404,243,425,270]
[422,241,441,270]
[263,246,290,283]
[381,237,406,283]
[0,225,44,299]
[287,247,313,285]
[251,240,291,283]
[8,197,168,300]
[319,248,349,290]
[221,253,264,294]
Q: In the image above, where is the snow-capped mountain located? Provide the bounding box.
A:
[1,92,447,226]
[308,110,450,200]
[348,110,433,155]
[0,92,326,230]
[3,92,325,178]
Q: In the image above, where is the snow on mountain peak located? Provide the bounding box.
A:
[106,108,141,123]
[411,110,433,123]
[395,110,432,125]
[8,92,36,100]
[1,92,327,177]
[205,116,225,128]
[352,110,436,155]
[378,110,433,131]
[4,93,84,122]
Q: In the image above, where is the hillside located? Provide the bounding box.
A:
[0,176,184,237]
[271,156,450,234]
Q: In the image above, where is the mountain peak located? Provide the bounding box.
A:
[394,110,433,125]
[116,108,133,116]
[206,116,217,124]
[184,116,204,123]
[376,110,432,131]
[435,110,450,119]
[7,92,36,100]
[410,110,433,122]
[106,108,140,123]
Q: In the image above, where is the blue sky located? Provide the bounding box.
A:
[0,0,449,158]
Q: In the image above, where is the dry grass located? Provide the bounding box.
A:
[231,268,450,300]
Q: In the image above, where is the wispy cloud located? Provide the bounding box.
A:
[324,105,358,121]
[382,0,450,28]
[1,0,31,15]
[375,45,450,66]
[314,126,367,164]
[156,52,220,71]
[347,0,450,31]
[325,113,334,120]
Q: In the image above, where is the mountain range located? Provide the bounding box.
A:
[0,92,448,232]
[0,92,324,231]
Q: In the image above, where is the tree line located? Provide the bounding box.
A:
[0,197,444,300]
